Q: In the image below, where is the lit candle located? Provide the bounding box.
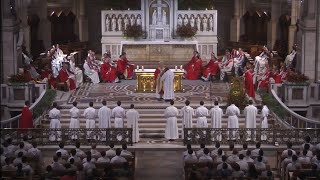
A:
[180,65,183,70]
[142,66,144,71]
[175,66,177,71]
[137,65,139,70]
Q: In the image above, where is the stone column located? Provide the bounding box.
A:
[230,0,240,42]
[16,0,31,52]
[267,0,281,48]
[315,0,320,82]
[78,0,88,41]
[288,0,300,52]
[1,0,21,83]
[296,0,317,80]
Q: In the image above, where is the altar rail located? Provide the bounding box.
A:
[1,128,133,146]
[183,128,320,145]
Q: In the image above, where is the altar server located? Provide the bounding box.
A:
[225,103,240,140]
[164,100,179,141]
[69,101,80,140]
[83,57,100,84]
[180,100,194,129]
[210,101,223,141]
[98,100,111,141]
[83,102,97,140]
[49,102,61,141]
[161,67,175,101]
[195,101,209,128]
[111,101,125,128]
[260,102,270,141]
[244,100,258,141]
[126,104,140,143]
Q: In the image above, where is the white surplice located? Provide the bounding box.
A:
[260,105,269,140]
[161,69,175,100]
[164,105,179,140]
[244,104,258,140]
[195,105,209,128]
[180,106,194,128]
[69,106,80,139]
[126,109,140,143]
[210,105,223,141]
[226,104,240,140]
[111,106,125,128]
[49,108,61,141]
[98,105,112,141]
[83,62,100,84]
[83,107,97,139]
[69,60,83,88]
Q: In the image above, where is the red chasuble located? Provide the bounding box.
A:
[20,106,33,128]
[202,59,220,78]
[258,70,272,89]
[273,72,282,84]
[58,69,76,90]
[185,58,202,80]
[184,56,197,73]
[244,70,255,98]
[100,63,118,82]
[117,58,134,79]
[41,69,57,88]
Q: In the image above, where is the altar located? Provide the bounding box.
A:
[135,69,184,93]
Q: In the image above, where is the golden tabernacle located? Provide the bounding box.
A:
[135,69,184,92]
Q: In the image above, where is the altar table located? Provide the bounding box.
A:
[134,69,184,92]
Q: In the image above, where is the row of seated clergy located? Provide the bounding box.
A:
[185,49,247,81]
[83,51,134,84]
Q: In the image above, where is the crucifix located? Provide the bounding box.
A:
[151,0,168,25]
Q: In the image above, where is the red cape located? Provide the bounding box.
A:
[100,63,118,82]
[244,70,255,98]
[20,106,33,128]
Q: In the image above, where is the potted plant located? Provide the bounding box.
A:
[8,74,29,85]
[285,72,309,85]
[123,24,145,39]
[176,24,197,40]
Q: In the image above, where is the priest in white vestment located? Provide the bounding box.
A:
[69,53,83,88]
[83,102,97,140]
[210,101,223,141]
[244,100,258,141]
[49,102,61,141]
[180,100,194,138]
[195,101,209,128]
[285,45,297,68]
[69,101,80,140]
[160,68,175,101]
[226,103,240,140]
[98,100,111,141]
[111,101,125,128]
[261,102,269,141]
[83,58,100,84]
[164,100,179,141]
[126,104,140,143]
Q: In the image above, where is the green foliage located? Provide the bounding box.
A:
[32,89,56,119]
[227,77,248,110]
[176,24,197,39]
[258,89,287,119]
[123,24,145,39]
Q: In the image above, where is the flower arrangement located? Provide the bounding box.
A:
[176,24,197,39]
[8,74,29,83]
[227,77,248,109]
[123,24,145,39]
[286,72,309,84]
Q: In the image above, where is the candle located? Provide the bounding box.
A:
[175,66,177,71]
[137,65,139,70]
[142,66,144,71]
[180,65,183,70]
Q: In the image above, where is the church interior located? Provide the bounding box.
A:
[1,0,320,179]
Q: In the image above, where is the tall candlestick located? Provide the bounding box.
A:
[142,66,144,71]
[137,65,139,70]
[180,65,183,70]
[175,66,177,71]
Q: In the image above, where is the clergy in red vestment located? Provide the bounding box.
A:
[184,51,198,73]
[117,52,134,80]
[154,61,165,99]
[184,53,202,80]
[244,66,255,99]
[100,55,120,83]
[58,62,76,90]
[20,101,33,129]
[279,66,288,82]
[258,64,272,90]
[201,52,220,81]
[40,64,57,89]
